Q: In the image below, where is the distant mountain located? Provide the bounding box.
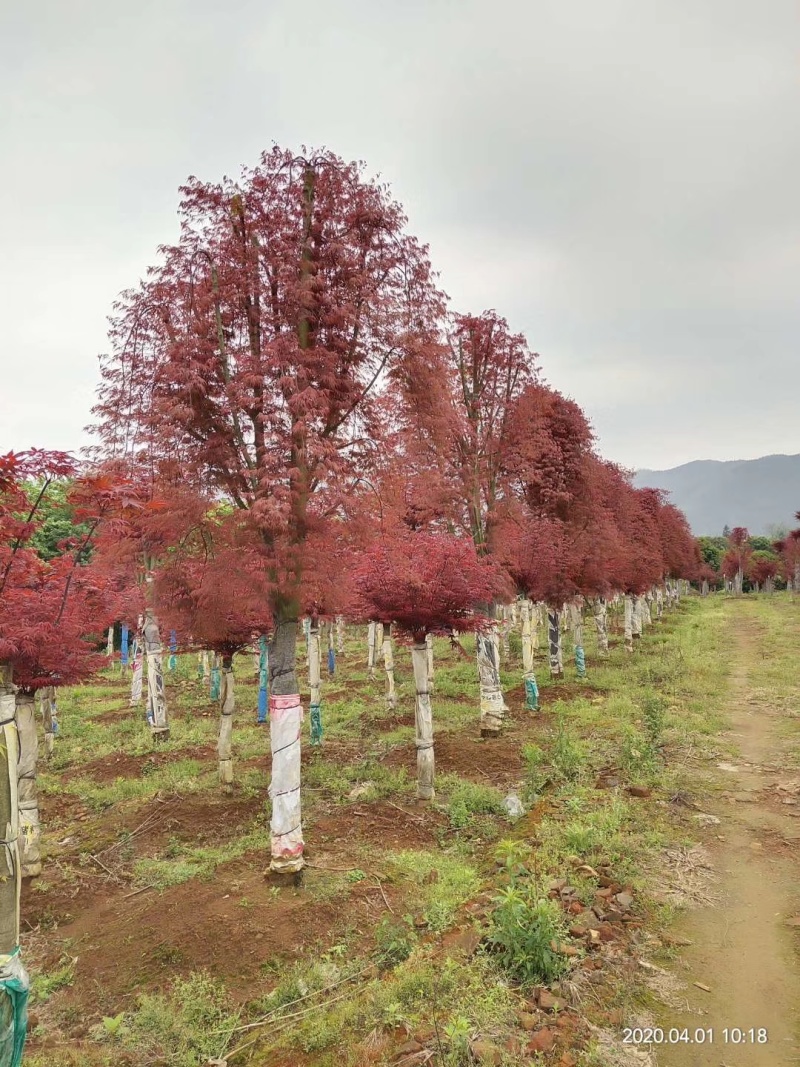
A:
[633,454,800,536]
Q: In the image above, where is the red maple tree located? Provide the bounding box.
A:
[93,146,446,871]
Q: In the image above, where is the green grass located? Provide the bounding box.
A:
[32,596,770,1066]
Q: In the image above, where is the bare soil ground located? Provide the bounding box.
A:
[655,610,800,1066]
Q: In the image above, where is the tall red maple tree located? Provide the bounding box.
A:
[93,146,445,872]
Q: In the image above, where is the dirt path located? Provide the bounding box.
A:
[656,606,800,1066]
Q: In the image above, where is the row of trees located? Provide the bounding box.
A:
[698,522,800,593]
[0,145,705,1061]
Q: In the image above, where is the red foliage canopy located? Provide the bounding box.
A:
[0,452,110,690]
[93,146,445,638]
[351,531,510,641]
[155,513,273,659]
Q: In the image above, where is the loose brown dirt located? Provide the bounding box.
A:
[78,744,216,782]
[655,609,800,1066]
[379,728,527,788]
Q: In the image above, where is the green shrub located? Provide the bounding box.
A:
[375,916,417,967]
[487,887,567,986]
[117,972,238,1067]
[552,722,587,781]
[521,743,549,800]
[641,692,667,747]
[445,779,506,829]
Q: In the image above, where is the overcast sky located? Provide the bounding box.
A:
[2,0,798,471]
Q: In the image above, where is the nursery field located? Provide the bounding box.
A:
[19,595,800,1067]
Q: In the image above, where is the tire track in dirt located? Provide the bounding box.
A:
[656,604,800,1067]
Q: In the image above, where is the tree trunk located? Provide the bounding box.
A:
[105,624,114,658]
[383,622,397,710]
[15,693,40,879]
[39,687,57,759]
[624,595,634,652]
[217,656,235,794]
[257,635,269,724]
[202,650,211,681]
[632,596,644,640]
[267,618,304,874]
[532,602,541,652]
[142,610,169,740]
[500,604,511,659]
[570,602,586,678]
[0,665,30,1066]
[210,652,221,701]
[367,622,378,680]
[336,615,345,655]
[477,620,506,735]
[411,639,435,799]
[520,601,539,710]
[426,632,435,694]
[308,618,323,746]
[120,624,130,670]
[643,593,653,626]
[593,598,609,656]
[547,607,563,678]
[327,622,335,677]
[130,635,143,706]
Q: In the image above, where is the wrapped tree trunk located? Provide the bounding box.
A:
[40,687,57,759]
[656,587,664,619]
[210,652,221,701]
[105,624,114,658]
[143,610,169,740]
[477,624,506,736]
[168,631,178,673]
[570,602,586,679]
[257,636,269,724]
[202,650,211,682]
[632,596,644,640]
[15,693,41,880]
[327,623,335,677]
[426,632,435,694]
[367,621,378,680]
[643,593,653,626]
[520,601,539,710]
[411,638,435,800]
[130,635,143,706]
[120,624,130,671]
[0,666,30,1065]
[308,619,323,746]
[531,601,541,653]
[267,619,304,874]
[547,607,563,678]
[500,604,511,659]
[383,622,397,710]
[624,595,634,652]
[217,656,235,794]
[336,615,345,655]
[593,598,609,656]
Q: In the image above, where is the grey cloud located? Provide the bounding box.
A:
[1,0,798,471]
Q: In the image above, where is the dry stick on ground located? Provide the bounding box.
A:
[122,884,155,899]
[218,964,376,1037]
[226,990,363,1062]
[373,878,394,914]
[385,800,425,823]
[94,801,173,858]
[88,853,121,879]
